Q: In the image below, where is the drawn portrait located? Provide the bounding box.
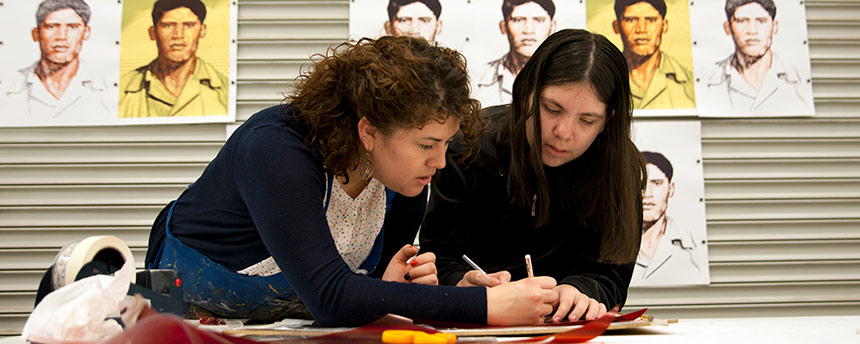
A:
[586,0,696,116]
[118,0,235,122]
[630,120,710,287]
[0,0,121,127]
[691,0,814,117]
[381,0,445,46]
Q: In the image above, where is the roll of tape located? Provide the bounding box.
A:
[51,235,135,291]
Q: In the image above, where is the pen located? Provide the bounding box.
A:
[461,254,487,275]
[525,254,534,278]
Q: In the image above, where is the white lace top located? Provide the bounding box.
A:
[238,177,387,276]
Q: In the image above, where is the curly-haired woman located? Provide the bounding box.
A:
[144,36,558,326]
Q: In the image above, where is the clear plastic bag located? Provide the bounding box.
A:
[22,259,142,343]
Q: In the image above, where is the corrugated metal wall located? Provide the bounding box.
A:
[0,0,857,336]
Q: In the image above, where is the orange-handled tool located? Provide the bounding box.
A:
[382,330,456,344]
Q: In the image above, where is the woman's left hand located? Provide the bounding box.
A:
[382,245,438,285]
[549,284,607,322]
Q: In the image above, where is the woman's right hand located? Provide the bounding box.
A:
[486,276,559,326]
[457,270,511,287]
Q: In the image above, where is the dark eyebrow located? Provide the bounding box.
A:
[541,95,606,119]
[422,133,457,142]
[541,96,563,109]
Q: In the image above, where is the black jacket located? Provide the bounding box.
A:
[420,105,638,310]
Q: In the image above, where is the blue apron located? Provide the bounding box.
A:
[148,175,395,321]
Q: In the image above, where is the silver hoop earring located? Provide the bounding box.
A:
[360,152,374,183]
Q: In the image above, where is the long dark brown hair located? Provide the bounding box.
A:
[289,36,484,181]
[504,29,645,264]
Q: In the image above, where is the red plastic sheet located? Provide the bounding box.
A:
[104,307,648,344]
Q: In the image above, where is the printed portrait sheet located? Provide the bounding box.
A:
[349,0,587,109]
[586,0,697,117]
[630,120,710,287]
[0,0,237,127]
[0,0,122,126]
[691,0,815,117]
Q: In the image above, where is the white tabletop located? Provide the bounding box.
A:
[591,316,860,343]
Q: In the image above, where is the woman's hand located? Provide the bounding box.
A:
[486,276,558,326]
[457,270,511,287]
[549,284,607,322]
[382,245,438,285]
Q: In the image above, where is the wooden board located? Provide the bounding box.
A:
[220,318,678,338]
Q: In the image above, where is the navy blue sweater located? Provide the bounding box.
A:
[146,105,486,326]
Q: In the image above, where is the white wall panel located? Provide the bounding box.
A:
[0,164,206,184]
[707,240,860,262]
[0,143,221,164]
[0,227,149,249]
[703,159,860,179]
[238,40,339,59]
[707,219,860,241]
[809,39,860,58]
[0,314,30,336]
[700,119,860,139]
[0,206,161,227]
[709,260,860,283]
[0,185,186,206]
[236,81,293,101]
[705,199,860,221]
[238,1,346,20]
[238,101,283,120]
[702,138,860,159]
[238,20,348,40]
[812,60,860,78]
[238,60,311,80]
[806,20,860,40]
[0,273,43,292]
[705,179,860,200]
[811,99,860,117]
[0,248,147,271]
[0,124,226,143]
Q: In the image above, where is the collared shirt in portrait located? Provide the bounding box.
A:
[472,54,516,107]
[0,61,112,123]
[703,53,812,115]
[631,216,707,286]
[118,57,228,118]
[630,52,696,110]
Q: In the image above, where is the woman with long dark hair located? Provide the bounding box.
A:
[421,28,646,322]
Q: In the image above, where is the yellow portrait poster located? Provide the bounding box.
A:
[118,0,235,122]
[587,0,696,115]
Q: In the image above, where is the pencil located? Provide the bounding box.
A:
[525,254,534,278]
[461,254,487,275]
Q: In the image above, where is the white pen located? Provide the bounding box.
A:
[461,254,487,275]
[525,254,534,278]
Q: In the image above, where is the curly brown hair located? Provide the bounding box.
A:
[289,36,484,181]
